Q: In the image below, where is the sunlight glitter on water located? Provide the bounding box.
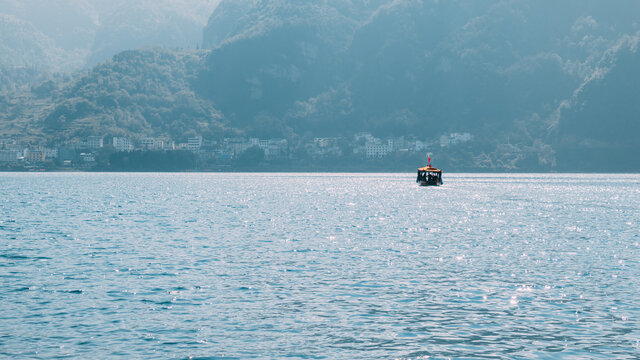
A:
[0,173,639,359]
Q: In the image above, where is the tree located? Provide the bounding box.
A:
[237,146,265,168]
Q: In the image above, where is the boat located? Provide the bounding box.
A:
[417,157,442,186]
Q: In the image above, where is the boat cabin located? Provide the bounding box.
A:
[417,158,442,186]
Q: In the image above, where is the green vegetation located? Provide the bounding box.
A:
[44,48,228,142]
[107,150,196,172]
[1,1,640,172]
[1,48,234,145]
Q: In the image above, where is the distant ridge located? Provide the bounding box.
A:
[1,0,639,171]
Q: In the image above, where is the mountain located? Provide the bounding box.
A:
[1,0,639,171]
[0,0,221,71]
[0,13,85,72]
[0,48,228,143]
[195,0,640,170]
[554,35,640,171]
[87,0,221,66]
[202,0,387,50]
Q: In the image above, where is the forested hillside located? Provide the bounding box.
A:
[1,0,639,171]
[196,0,640,170]
[1,48,231,143]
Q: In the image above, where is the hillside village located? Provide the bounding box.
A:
[0,132,473,171]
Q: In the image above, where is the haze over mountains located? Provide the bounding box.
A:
[1,0,639,171]
[0,0,221,71]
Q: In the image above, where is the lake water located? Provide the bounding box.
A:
[1,173,639,359]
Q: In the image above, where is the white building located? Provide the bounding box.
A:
[187,136,203,151]
[413,140,428,152]
[308,138,342,158]
[113,137,133,152]
[79,153,96,163]
[37,148,58,159]
[440,132,472,147]
[354,132,376,143]
[263,139,288,160]
[365,143,390,159]
[87,136,103,150]
[223,138,251,157]
[314,137,340,148]
[387,137,406,152]
[247,138,288,160]
[138,137,156,149]
[24,149,45,162]
[0,150,19,162]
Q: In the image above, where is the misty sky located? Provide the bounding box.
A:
[0,0,221,70]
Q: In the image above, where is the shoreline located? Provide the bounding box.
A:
[2,169,639,174]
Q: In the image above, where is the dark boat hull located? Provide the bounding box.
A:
[418,179,441,186]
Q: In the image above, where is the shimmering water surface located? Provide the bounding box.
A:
[1,173,639,359]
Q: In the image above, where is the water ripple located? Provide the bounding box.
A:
[1,173,639,358]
